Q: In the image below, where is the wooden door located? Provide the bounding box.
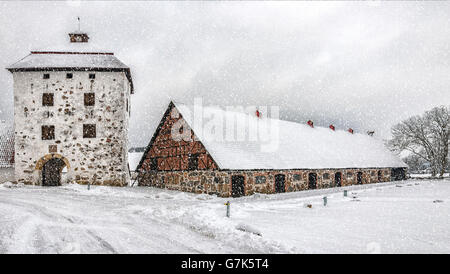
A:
[334,172,342,187]
[42,158,65,186]
[231,175,245,197]
[275,174,285,193]
[308,173,317,189]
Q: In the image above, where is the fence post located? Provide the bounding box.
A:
[344,190,347,197]
[224,201,230,217]
[323,196,327,206]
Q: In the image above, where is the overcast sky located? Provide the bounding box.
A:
[1,1,449,146]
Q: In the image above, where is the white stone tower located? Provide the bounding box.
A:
[7,30,134,186]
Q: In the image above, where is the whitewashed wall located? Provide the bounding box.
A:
[13,70,131,186]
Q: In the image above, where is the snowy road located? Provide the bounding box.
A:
[0,179,449,253]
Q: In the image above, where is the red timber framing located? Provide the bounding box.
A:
[137,102,218,172]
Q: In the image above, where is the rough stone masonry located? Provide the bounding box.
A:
[7,32,133,186]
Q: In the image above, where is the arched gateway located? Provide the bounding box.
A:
[36,154,70,186]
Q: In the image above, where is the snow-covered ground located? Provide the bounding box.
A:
[0,178,449,254]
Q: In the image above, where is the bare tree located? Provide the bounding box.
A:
[389,106,449,177]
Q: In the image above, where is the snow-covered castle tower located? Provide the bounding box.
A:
[7,30,134,186]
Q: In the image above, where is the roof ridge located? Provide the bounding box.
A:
[30,51,114,55]
[173,102,359,135]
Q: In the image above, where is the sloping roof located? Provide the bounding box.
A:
[6,51,134,93]
[169,102,406,170]
[0,126,14,168]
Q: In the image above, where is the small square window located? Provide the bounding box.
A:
[49,145,57,153]
[42,93,54,106]
[89,73,96,79]
[66,73,73,79]
[255,176,266,184]
[43,74,50,79]
[83,124,96,138]
[84,93,95,106]
[42,125,55,140]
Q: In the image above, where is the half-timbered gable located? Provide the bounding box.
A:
[139,102,218,172]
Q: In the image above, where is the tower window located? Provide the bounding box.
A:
[42,125,55,140]
[89,73,96,79]
[84,93,95,106]
[43,73,50,79]
[66,73,73,79]
[83,124,96,138]
[42,93,54,106]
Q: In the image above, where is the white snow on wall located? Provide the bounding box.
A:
[175,102,407,170]
[128,152,144,172]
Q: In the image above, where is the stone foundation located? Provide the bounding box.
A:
[138,167,393,197]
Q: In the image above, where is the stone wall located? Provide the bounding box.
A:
[13,71,131,186]
[138,167,392,197]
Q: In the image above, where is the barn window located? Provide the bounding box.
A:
[84,93,95,106]
[83,124,96,138]
[42,93,54,106]
[66,73,73,79]
[41,125,55,140]
[323,173,330,180]
[89,73,96,79]
[293,174,301,181]
[188,154,199,170]
[150,158,158,170]
[255,176,266,184]
[43,73,50,79]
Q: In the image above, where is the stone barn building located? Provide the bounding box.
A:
[137,101,407,197]
[6,31,134,186]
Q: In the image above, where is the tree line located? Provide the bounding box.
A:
[389,105,449,178]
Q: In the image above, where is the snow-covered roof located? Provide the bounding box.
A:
[173,102,407,170]
[6,51,134,93]
[7,52,128,70]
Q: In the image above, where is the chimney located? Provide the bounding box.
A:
[307,120,314,128]
[329,124,335,131]
[69,32,89,43]
[348,128,354,134]
[69,17,89,43]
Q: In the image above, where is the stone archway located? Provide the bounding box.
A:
[35,154,70,186]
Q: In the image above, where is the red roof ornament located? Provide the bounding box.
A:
[307,120,314,128]
[329,124,335,131]
[348,128,354,134]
